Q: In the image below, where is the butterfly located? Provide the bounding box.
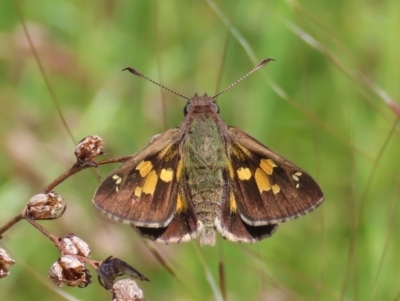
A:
[93,59,324,246]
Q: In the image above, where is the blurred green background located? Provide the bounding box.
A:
[0,0,399,300]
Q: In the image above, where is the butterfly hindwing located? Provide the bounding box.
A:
[215,170,279,243]
[136,209,201,244]
[227,127,323,226]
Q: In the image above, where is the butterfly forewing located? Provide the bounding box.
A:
[93,129,181,227]
[227,127,323,226]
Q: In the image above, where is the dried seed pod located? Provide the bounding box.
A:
[0,248,15,279]
[49,255,91,288]
[48,261,64,286]
[74,135,105,166]
[60,234,91,257]
[112,279,144,301]
[26,192,64,219]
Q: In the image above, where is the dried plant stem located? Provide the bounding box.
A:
[0,213,23,238]
[0,155,132,238]
[24,216,62,247]
[44,156,133,193]
[24,216,100,270]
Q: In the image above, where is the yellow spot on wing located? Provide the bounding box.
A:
[142,170,158,195]
[231,143,250,160]
[112,174,122,183]
[237,167,252,180]
[226,160,234,178]
[112,175,122,191]
[134,186,142,197]
[260,159,277,175]
[237,144,252,157]
[176,193,186,212]
[157,144,171,158]
[292,172,302,187]
[160,168,174,182]
[255,168,271,192]
[136,161,153,178]
[272,184,280,195]
[157,144,175,161]
[229,192,237,212]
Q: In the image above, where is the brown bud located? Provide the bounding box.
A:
[74,135,105,165]
[60,234,91,257]
[112,279,144,301]
[26,192,64,219]
[49,255,91,288]
[0,248,15,279]
[98,256,149,290]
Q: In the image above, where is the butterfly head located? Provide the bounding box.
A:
[183,93,220,116]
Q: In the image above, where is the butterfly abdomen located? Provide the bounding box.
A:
[183,117,228,246]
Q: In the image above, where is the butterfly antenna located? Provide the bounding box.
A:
[123,67,191,101]
[212,58,275,99]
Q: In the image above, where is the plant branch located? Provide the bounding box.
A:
[0,155,132,238]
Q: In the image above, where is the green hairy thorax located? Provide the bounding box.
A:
[182,116,228,245]
[184,117,227,169]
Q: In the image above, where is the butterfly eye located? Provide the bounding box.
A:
[211,102,220,114]
[184,103,191,116]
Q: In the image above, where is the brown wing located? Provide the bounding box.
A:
[226,127,323,226]
[135,210,202,244]
[93,128,201,242]
[93,129,180,227]
[215,170,279,243]
[133,149,202,243]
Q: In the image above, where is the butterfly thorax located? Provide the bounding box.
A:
[181,98,229,246]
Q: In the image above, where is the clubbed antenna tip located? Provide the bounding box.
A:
[122,67,190,100]
[122,67,142,77]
